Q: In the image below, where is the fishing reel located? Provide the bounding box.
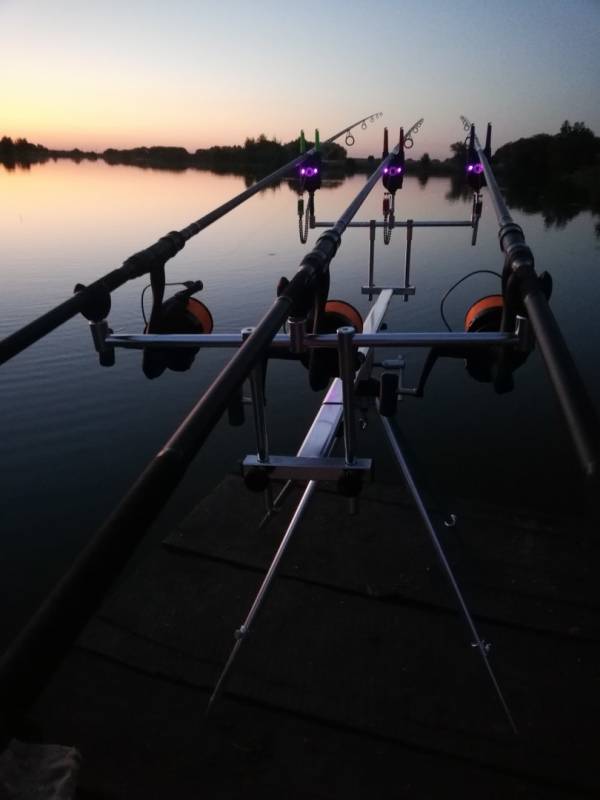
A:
[462,293,528,383]
[142,273,213,379]
[405,268,550,397]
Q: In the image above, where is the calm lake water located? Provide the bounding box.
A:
[1,160,599,646]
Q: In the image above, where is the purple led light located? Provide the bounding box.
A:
[467,163,484,175]
[300,167,306,175]
[383,167,389,173]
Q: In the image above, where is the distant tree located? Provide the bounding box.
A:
[0,136,14,155]
[560,120,573,137]
[449,141,467,163]
[419,152,431,170]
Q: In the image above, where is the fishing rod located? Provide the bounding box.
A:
[0,112,382,367]
[201,119,517,730]
[206,283,395,714]
[0,137,399,748]
[460,116,599,478]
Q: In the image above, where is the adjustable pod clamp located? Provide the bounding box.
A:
[74,282,114,367]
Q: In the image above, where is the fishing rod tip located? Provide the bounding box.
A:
[205,693,218,718]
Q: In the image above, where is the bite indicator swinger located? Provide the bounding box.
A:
[381,127,406,244]
[296,114,384,245]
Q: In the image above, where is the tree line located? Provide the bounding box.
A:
[2,122,598,182]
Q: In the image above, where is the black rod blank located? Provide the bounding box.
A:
[0,113,381,367]
[469,120,599,479]
[0,146,396,746]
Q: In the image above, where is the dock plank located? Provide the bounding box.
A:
[165,476,600,640]
[28,475,600,797]
[32,649,584,800]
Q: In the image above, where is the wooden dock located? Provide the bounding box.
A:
[28,472,599,799]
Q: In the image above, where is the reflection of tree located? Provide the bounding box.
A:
[445,172,471,202]
[503,174,600,232]
[449,141,467,164]
[0,135,50,167]
[492,121,600,235]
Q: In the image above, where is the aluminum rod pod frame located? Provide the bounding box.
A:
[0,113,382,367]
[380,413,518,735]
[466,118,599,479]
[0,146,401,747]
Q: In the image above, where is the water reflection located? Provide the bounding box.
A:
[1,161,599,647]
[444,170,600,235]
[503,177,600,232]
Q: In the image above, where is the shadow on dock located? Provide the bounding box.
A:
[28,474,599,799]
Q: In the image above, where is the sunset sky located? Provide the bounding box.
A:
[3,0,599,159]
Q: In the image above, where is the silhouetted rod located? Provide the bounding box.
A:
[472,125,599,478]
[0,147,394,747]
[0,113,381,366]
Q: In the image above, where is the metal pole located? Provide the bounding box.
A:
[108,330,519,350]
[0,147,398,744]
[245,329,273,513]
[337,327,357,465]
[207,480,318,714]
[380,414,518,735]
[368,219,376,301]
[208,289,394,709]
[404,219,413,303]
[313,220,472,228]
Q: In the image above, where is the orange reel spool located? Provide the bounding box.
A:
[464,295,503,333]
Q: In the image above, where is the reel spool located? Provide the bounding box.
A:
[306,299,364,390]
[143,285,213,379]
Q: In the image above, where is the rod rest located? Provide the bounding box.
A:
[73,282,111,322]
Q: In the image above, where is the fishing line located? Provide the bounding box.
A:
[141,281,199,325]
[439,270,502,332]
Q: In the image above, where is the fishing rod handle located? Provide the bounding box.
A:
[522,283,599,479]
[498,217,599,477]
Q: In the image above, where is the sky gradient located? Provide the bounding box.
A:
[3,0,599,159]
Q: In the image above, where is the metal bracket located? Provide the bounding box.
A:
[242,454,372,482]
[515,315,534,354]
[361,286,415,296]
[89,320,115,367]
